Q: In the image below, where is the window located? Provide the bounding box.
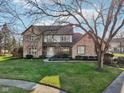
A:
[29,46,37,55]
[62,47,70,54]
[44,35,72,42]
[47,35,53,42]
[77,46,85,55]
[29,35,37,42]
[44,35,56,42]
[61,35,72,42]
[53,35,61,42]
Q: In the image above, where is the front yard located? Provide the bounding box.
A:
[0,56,122,93]
[114,53,124,57]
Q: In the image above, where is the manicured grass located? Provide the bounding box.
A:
[0,56,122,93]
[0,55,12,62]
[0,86,29,93]
[114,53,124,57]
[40,75,61,88]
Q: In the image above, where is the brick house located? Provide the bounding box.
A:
[109,38,124,53]
[72,33,96,58]
[22,25,96,58]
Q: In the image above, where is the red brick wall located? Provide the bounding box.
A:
[23,27,43,58]
[72,34,96,58]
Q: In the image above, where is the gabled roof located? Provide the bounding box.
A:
[72,32,90,45]
[111,38,124,43]
[72,31,107,46]
[22,25,73,35]
[73,33,82,44]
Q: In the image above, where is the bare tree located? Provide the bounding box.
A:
[0,0,28,55]
[116,30,124,38]
[24,0,124,70]
[0,32,3,55]
[1,23,14,54]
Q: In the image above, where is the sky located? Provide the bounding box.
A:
[0,0,99,33]
[0,0,123,35]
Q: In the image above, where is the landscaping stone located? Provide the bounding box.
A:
[102,72,124,93]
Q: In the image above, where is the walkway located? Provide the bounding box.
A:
[0,78,67,93]
[102,71,124,93]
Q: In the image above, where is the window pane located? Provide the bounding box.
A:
[77,46,85,54]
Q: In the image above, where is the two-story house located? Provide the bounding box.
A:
[109,38,124,53]
[22,25,97,58]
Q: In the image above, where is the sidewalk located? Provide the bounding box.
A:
[0,78,67,93]
[102,71,124,93]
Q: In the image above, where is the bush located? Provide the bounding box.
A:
[11,47,23,58]
[75,56,83,60]
[75,56,97,61]
[61,54,70,58]
[88,56,98,61]
[39,55,46,59]
[52,54,70,58]
[26,54,33,59]
[49,54,70,61]
[18,47,23,58]
[117,57,124,64]
[104,53,114,57]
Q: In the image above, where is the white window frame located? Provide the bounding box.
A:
[30,35,37,42]
[77,46,85,55]
[29,47,37,55]
[61,35,72,42]
[44,35,72,42]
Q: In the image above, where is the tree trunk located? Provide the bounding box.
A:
[0,48,1,55]
[97,52,104,71]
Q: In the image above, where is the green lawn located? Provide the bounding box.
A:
[0,56,122,93]
[40,75,61,88]
[114,53,124,57]
[0,55,12,62]
[0,86,29,93]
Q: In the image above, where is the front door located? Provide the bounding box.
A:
[46,47,55,57]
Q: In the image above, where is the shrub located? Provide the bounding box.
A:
[117,57,124,64]
[26,54,33,59]
[61,54,70,58]
[104,53,114,57]
[39,55,46,59]
[49,54,70,61]
[75,56,83,60]
[75,56,97,60]
[11,47,23,58]
[88,56,98,61]
[17,47,23,58]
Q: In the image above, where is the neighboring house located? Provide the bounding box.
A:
[22,25,96,58]
[109,38,124,53]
